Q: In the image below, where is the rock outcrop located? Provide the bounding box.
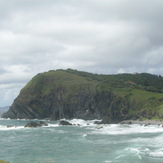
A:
[24,121,48,128]
[2,69,163,123]
[59,120,72,126]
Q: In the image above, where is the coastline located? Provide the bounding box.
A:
[120,119,163,126]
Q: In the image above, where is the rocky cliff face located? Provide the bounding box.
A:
[2,69,163,122]
[2,87,131,122]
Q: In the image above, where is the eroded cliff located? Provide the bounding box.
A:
[2,69,163,122]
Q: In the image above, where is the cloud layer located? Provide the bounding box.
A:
[0,0,163,106]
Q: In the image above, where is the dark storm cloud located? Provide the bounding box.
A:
[0,0,163,106]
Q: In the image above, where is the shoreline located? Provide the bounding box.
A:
[120,119,163,126]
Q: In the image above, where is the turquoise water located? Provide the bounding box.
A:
[1,118,163,163]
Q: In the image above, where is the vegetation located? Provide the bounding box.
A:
[3,69,163,121]
[0,160,10,163]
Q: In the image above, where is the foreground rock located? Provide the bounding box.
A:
[59,120,72,126]
[25,121,48,128]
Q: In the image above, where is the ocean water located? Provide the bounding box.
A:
[1,118,163,163]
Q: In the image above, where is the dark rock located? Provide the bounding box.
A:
[24,121,48,128]
[39,121,48,126]
[59,120,72,126]
[25,122,39,128]
[7,125,14,128]
[120,121,132,125]
[99,117,112,124]
[94,121,102,124]
[144,123,151,126]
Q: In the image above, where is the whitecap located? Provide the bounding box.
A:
[92,124,163,135]
[148,148,163,158]
[82,134,88,137]
[125,147,143,160]
[114,154,126,160]
[46,123,59,127]
[61,118,101,127]
[104,160,112,163]
[0,125,24,131]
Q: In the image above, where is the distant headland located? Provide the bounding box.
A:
[2,69,163,123]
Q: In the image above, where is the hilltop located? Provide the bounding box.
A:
[2,69,163,123]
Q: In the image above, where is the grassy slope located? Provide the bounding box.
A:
[20,69,163,119]
[0,161,9,163]
[21,70,99,97]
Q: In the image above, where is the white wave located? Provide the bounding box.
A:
[61,118,101,126]
[130,134,163,148]
[46,123,59,127]
[104,160,112,163]
[125,147,142,154]
[82,134,88,137]
[148,148,163,158]
[92,124,163,135]
[0,117,11,120]
[125,147,146,160]
[0,125,24,130]
[125,147,163,159]
[114,154,126,160]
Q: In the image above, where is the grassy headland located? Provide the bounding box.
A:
[2,69,163,122]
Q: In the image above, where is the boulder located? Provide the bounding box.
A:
[7,125,14,128]
[39,121,48,126]
[25,122,39,128]
[59,120,72,126]
[25,121,48,128]
[94,121,102,124]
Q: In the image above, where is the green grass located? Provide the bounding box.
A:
[21,70,99,97]
[17,69,163,120]
[0,160,10,163]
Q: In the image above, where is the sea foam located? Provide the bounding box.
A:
[0,125,24,131]
[92,124,163,135]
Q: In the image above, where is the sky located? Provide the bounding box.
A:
[0,0,163,106]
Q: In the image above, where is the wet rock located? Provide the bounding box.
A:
[95,125,103,129]
[25,122,39,128]
[94,121,102,124]
[7,125,14,128]
[144,123,151,126]
[59,120,72,126]
[39,121,48,126]
[24,121,48,128]
[121,121,132,125]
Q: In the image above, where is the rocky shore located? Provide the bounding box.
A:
[120,119,163,126]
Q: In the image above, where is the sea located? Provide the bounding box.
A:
[1,118,163,163]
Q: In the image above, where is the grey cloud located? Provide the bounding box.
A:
[0,0,163,106]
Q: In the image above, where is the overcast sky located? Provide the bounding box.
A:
[0,0,163,106]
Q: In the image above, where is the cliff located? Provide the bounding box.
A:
[2,69,163,122]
